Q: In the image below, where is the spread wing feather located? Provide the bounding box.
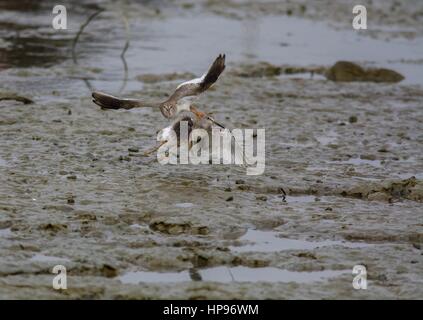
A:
[91,54,226,119]
[92,91,156,110]
[168,54,226,102]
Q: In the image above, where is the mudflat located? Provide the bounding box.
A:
[0,0,422,299]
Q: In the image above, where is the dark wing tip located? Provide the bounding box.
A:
[91,91,122,109]
[201,54,226,89]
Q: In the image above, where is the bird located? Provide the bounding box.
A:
[145,107,247,167]
[91,54,226,119]
[91,53,246,165]
[143,108,225,158]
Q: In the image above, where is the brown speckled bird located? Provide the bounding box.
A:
[91,54,226,119]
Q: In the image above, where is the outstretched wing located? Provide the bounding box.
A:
[167,54,226,103]
[92,91,156,110]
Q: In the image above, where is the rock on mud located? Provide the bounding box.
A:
[325,61,404,83]
[149,217,209,235]
[231,62,281,77]
[341,177,423,202]
[230,62,324,78]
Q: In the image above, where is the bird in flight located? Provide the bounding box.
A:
[92,54,226,119]
[91,54,230,158]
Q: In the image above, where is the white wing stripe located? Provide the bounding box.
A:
[176,73,206,89]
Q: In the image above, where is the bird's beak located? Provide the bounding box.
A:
[143,140,167,156]
[210,118,225,129]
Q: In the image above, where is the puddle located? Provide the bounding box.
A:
[2,9,423,98]
[354,176,382,182]
[0,157,7,167]
[118,266,348,284]
[0,228,13,238]
[231,229,370,253]
[174,203,195,208]
[29,254,71,263]
[306,165,336,172]
[285,195,320,203]
[396,173,423,180]
[328,158,383,168]
[316,132,338,146]
[129,224,151,232]
[107,15,423,86]
[119,270,191,283]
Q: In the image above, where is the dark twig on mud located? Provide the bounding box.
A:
[71,7,131,94]
[0,95,34,105]
[118,13,130,94]
[71,9,104,91]
[189,268,202,282]
[279,187,287,202]
[228,267,235,282]
[72,9,104,64]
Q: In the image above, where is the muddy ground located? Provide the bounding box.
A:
[0,0,422,299]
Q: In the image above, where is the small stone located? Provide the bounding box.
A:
[296,252,317,259]
[256,195,267,201]
[119,155,131,161]
[128,147,139,153]
[67,175,77,180]
[101,264,118,278]
[235,179,245,184]
[39,223,68,233]
[325,61,404,83]
[361,154,376,161]
[349,115,358,123]
[226,196,234,202]
[149,218,192,235]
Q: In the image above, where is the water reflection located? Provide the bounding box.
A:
[1,0,422,99]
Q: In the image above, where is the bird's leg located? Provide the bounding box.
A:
[143,140,167,156]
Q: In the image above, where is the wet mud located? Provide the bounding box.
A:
[0,0,422,299]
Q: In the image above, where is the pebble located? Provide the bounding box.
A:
[349,115,358,123]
